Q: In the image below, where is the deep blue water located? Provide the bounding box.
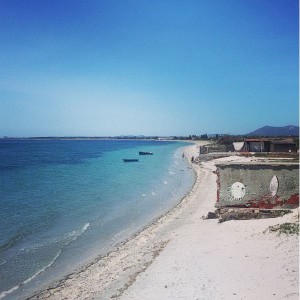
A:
[0,139,194,299]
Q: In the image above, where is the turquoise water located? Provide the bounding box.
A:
[0,140,194,299]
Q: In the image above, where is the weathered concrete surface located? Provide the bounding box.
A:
[216,163,299,209]
[217,208,292,222]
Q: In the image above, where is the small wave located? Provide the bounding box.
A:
[23,250,62,285]
[151,191,156,196]
[20,238,60,253]
[0,260,6,266]
[79,223,90,235]
[111,228,128,243]
[0,223,90,299]
[0,250,62,300]
[163,180,168,185]
[0,285,19,300]
[0,234,22,252]
[20,223,90,254]
[168,171,175,175]
[68,223,90,243]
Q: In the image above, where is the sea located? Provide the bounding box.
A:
[0,139,194,299]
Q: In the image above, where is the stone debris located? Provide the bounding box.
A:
[216,207,292,223]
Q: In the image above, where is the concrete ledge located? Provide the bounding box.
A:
[216,208,292,223]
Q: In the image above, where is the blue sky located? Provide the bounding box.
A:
[0,0,298,137]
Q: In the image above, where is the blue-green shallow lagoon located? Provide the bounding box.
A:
[0,140,194,299]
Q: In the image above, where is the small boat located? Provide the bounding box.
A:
[139,151,153,155]
[123,159,139,162]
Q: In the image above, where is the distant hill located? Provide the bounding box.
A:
[247,125,299,137]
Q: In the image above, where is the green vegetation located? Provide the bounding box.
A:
[267,222,299,235]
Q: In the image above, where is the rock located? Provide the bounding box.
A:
[207,212,217,219]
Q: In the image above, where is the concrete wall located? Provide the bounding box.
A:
[270,143,297,153]
[216,163,299,209]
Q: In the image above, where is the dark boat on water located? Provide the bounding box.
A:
[123,159,139,162]
[139,151,153,155]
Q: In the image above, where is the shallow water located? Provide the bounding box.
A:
[0,139,194,299]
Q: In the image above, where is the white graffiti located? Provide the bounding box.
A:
[230,182,246,200]
[269,175,279,197]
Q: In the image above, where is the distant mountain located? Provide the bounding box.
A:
[247,125,299,137]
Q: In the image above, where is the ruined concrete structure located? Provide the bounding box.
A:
[239,139,297,153]
[199,144,228,154]
[215,162,299,209]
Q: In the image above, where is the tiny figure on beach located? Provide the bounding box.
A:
[182,153,185,159]
[191,156,194,163]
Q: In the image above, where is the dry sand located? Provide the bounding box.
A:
[31,142,299,300]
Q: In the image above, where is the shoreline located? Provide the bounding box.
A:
[0,141,195,300]
[27,142,299,299]
[21,142,202,299]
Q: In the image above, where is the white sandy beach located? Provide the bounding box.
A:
[32,142,299,300]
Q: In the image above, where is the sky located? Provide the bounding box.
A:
[0,0,298,137]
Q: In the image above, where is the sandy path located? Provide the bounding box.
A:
[30,142,299,300]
